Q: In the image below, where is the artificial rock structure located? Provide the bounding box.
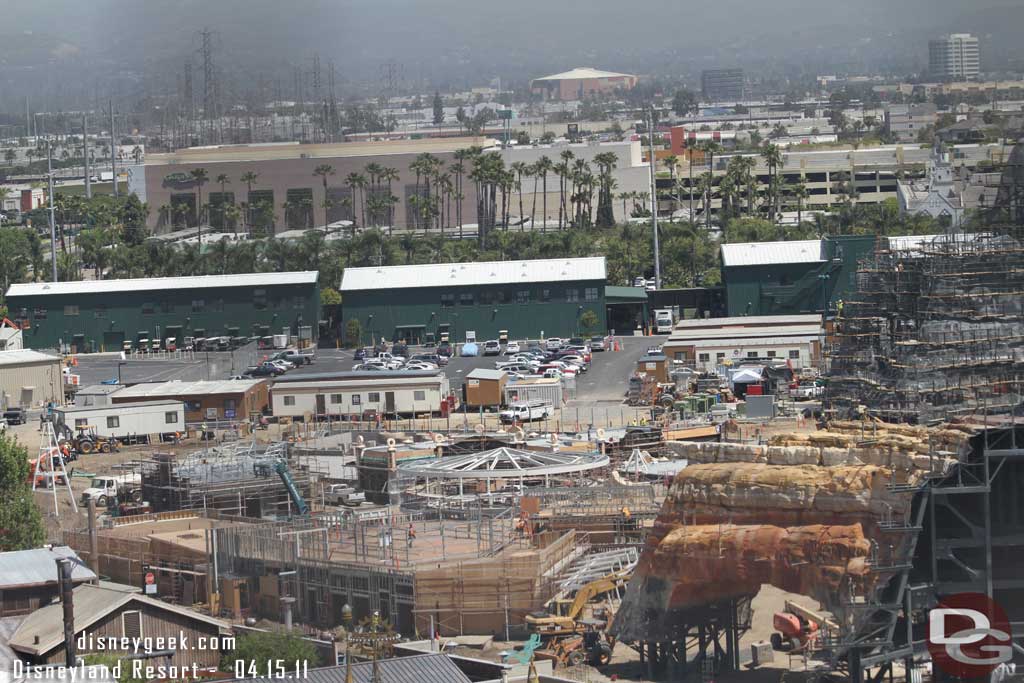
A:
[612,426,967,645]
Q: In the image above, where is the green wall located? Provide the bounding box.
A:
[343,280,607,344]
[722,236,877,316]
[8,282,320,352]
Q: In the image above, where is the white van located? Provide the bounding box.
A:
[500,401,554,424]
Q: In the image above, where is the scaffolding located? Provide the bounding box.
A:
[827,230,1024,422]
[140,441,311,517]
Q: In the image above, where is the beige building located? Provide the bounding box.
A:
[131,137,492,236]
[0,349,63,409]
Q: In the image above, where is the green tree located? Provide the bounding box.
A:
[432,91,444,126]
[344,318,363,348]
[672,88,699,117]
[220,631,321,673]
[0,432,45,551]
[579,308,600,335]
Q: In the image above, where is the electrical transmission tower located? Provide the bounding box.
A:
[199,28,219,144]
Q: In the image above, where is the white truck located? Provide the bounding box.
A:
[81,473,143,507]
[654,309,675,334]
[324,484,365,507]
[500,400,554,424]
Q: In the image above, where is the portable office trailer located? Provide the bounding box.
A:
[271,371,451,418]
[54,400,185,441]
[463,368,507,408]
[503,377,564,407]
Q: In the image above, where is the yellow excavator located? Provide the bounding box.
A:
[526,569,631,639]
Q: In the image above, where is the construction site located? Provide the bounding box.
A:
[51,148,1024,682]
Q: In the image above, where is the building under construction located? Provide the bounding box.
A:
[140,442,312,518]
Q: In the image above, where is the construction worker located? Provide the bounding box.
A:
[407,523,417,548]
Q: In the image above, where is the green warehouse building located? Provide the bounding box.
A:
[340,257,607,345]
[720,235,888,317]
[5,271,320,353]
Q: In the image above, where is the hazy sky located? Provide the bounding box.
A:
[1,0,1021,111]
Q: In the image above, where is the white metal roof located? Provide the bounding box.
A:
[0,547,96,589]
[397,447,609,479]
[0,349,61,366]
[671,314,822,331]
[340,257,606,292]
[273,376,445,391]
[112,379,266,398]
[466,368,506,381]
[720,240,824,267]
[6,271,318,298]
[57,400,183,414]
[534,67,635,81]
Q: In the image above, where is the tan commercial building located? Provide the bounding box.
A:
[0,349,63,409]
[663,314,824,371]
[130,137,490,235]
[110,379,270,423]
[530,67,638,101]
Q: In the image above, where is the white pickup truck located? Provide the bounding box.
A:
[791,382,823,401]
[324,484,365,507]
[81,473,142,507]
[499,401,554,424]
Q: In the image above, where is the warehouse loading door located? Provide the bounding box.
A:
[103,331,125,353]
[316,394,326,415]
[385,392,395,413]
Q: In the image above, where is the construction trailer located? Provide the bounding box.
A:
[54,400,185,441]
[271,371,452,418]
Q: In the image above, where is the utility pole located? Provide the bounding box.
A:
[109,100,118,198]
[82,114,92,199]
[647,107,662,290]
[47,138,58,282]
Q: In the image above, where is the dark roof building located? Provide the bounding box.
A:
[242,654,472,683]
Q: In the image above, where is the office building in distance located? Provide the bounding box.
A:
[701,68,745,102]
[929,33,980,81]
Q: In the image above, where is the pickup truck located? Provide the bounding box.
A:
[81,474,143,507]
[792,383,823,401]
[324,484,365,507]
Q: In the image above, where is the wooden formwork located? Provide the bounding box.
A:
[413,530,582,636]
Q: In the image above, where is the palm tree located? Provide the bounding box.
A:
[215,173,231,231]
[619,191,633,220]
[662,154,679,214]
[760,143,784,223]
[510,161,529,230]
[534,155,553,233]
[557,150,574,230]
[381,167,400,235]
[240,171,259,236]
[223,204,242,238]
[189,167,209,244]
[345,172,367,230]
[313,164,336,232]
[790,181,809,228]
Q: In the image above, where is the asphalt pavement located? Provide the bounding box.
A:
[71,336,667,407]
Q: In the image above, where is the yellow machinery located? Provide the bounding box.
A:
[525,569,631,638]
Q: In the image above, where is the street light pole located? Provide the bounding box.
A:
[646,107,661,290]
[47,138,58,282]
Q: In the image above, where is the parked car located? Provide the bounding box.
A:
[483,340,502,356]
[376,351,406,363]
[274,350,312,366]
[410,353,446,366]
[324,484,365,507]
[247,363,284,377]
[437,342,453,358]
[505,341,521,355]
[590,336,607,351]
[545,337,564,351]
[792,382,823,401]
[559,355,589,370]
[3,407,27,425]
[568,337,585,347]
[353,348,367,361]
[404,362,438,371]
[269,359,295,372]
[461,342,480,357]
[499,401,554,424]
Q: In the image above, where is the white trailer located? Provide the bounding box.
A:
[272,372,451,418]
[54,400,185,441]
[654,309,675,334]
